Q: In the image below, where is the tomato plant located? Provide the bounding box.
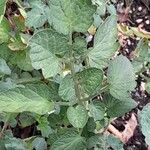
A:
[0,0,150,149]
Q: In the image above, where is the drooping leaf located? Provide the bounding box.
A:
[107,55,136,99]
[76,68,103,95]
[0,58,11,76]
[0,85,55,114]
[29,29,69,78]
[58,74,76,102]
[88,15,118,69]
[32,137,47,150]
[46,0,96,35]
[25,1,48,28]
[51,131,86,150]
[67,105,88,128]
[139,103,150,146]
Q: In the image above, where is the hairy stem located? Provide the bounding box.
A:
[69,32,82,105]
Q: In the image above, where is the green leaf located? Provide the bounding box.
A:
[0,85,55,114]
[132,40,150,73]
[67,105,88,128]
[0,17,10,43]
[146,82,150,94]
[73,37,87,56]
[92,0,106,16]
[104,94,137,118]
[37,116,53,137]
[25,1,48,28]
[0,140,5,150]
[0,58,11,75]
[88,15,118,69]
[0,43,11,61]
[9,50,33,71]
[47,81,62,102]
[32,137,47,150]
[18,112,35,128]
[46,0,96,35]
[87,134,107,149]
[58,74,76,102]
[106,135,124,150]
[136,40,150,62]
[5,137,25,150]
[88,134,123,150]
[37,123,53,138]
[76,68,103,95]
[89,102,105,121]
[29,29,69,78]
[0,0,7,23]
[107,55,136,99]
[139,103,150,146]
[51,131,86,150]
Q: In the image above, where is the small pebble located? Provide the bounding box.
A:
[127,39,131,45]
[129,10,132,13]
[132,7,136,11]
[120,2,124,6]
[138,6,142,11]
[125,48,129,53]
[145,20,150,25]
[145,16,148,19]
[136,19,143,23]
[131,42,134,46]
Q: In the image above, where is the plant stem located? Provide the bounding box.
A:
[69,31,82,105]
[0,114,10,139]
